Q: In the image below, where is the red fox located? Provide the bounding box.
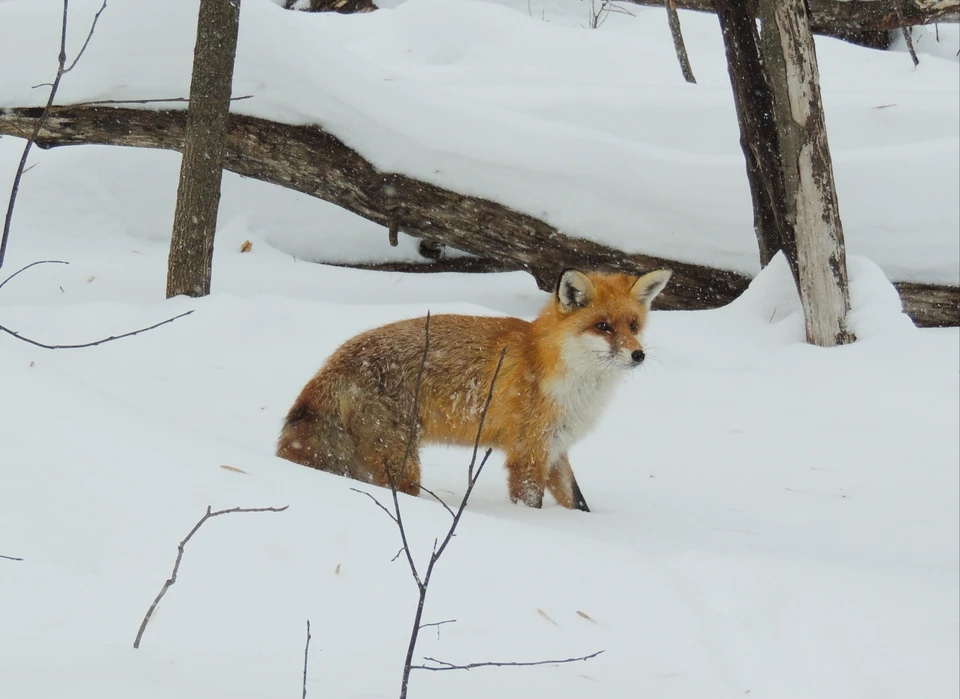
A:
[277,268,671,511]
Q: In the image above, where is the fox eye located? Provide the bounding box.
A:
[629,319,639,334]
[595,321,613,334]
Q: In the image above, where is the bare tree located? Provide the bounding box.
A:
[166,0,241,299]
[716,0,857,346]
[759,0,855,346]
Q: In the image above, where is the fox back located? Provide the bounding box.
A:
[277,268,671,511]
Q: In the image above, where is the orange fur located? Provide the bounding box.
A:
[277,269,671,511]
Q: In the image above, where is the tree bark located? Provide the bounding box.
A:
[760,0,855,347]
[0,105,956,327]
[166,0,240,299]
[620,0,960,32]
[283,0,377,12]
[714,0,799,283]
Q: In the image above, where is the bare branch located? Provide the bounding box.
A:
[302,619,312,699]
[413,649,606,671]
[419,619,457,630]
[418,485,455,518]
[1,1,68,269]
[132,504,289,649]
[354,326,596,696]
[0,260,69,291]
[349,487,397,523]
[0,310,194,350]
[64,0,108,74]
[1,554,24,562]
[468,347,507,484]
[1,0,109,269]
[386,311,432,591]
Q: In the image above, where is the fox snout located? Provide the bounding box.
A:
[630,348,645,365]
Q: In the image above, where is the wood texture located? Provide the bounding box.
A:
[762,0,855,346]
[0,105,955,327]
[715,0,798,280]
[621,0,960,32]
[166,0,240,299]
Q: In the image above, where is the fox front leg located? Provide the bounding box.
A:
[546,454,590,512]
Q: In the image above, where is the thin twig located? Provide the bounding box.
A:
[387,311,432,591]
[413,649,605,671]
[396,346,505,698]
[0,260,69,291]
[302,619,312,699]
[1,0,107,270]
[64,0,108,73]
[418,485,455,518]
[132,504,289,649]
[48,94,254,109]
[0,554,24,561]
[349,487,397,523]
[419,618,456,640]
[0,310,194,349]
[469,346,507,484]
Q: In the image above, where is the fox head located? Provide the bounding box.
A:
[545,268,672,372]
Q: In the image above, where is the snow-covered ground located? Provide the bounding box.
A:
[1,1,958,698]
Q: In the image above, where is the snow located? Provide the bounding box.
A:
[0,1,958,698]
[1,0,957,282]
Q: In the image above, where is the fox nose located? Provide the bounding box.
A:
[631,349,645,364]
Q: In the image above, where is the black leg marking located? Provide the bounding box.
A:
[570,476,590,513]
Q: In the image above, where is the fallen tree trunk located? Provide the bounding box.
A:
[621,0,960,32]
[0,105,956,327]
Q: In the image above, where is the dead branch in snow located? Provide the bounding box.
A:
[0,259,68,291]
[1,554,25,561]
[0,106,954,327]
[0,309,195,350]
[132,504,289,650]
[412,649,606,671]
[0,260,195,349]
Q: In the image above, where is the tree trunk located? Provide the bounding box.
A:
[2,105,956,327]
[760,0,855,347]
[714,0,799,283]
[166,0,240,299]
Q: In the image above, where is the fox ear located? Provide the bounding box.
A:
[556,269,595,312]
[631,269,672,308]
